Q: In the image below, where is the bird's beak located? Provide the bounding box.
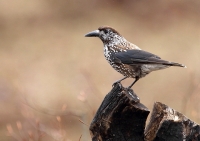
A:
[85,30,100,37]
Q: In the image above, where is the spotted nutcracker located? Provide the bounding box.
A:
[85,26,186,88]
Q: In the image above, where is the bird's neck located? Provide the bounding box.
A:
[104,38,141,53]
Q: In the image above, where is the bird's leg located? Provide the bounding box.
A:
[114,76,128,83]
[128,77,139,89]
[112,76,128,87]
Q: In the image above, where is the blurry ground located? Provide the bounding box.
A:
[0,0,200,140]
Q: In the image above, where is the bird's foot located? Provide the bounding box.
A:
[112,81,122,88]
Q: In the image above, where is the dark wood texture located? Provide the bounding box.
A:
[89,83,150,141]
[90,83,200,141]
[145,102,200,141]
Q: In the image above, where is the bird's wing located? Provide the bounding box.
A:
[112,50,173,65]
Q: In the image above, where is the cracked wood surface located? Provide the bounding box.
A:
[90,83,200,141]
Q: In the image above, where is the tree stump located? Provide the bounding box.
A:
[145,102,200,141]
[90,83,200,141]
[89,83,150,141]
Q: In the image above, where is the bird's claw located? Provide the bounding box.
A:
[112,82,121,88]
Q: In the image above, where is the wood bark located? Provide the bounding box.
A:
[145,102,200,141]
[90,83,200,141]
[90,83,149,141]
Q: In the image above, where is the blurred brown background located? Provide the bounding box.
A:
[0,0,200,140]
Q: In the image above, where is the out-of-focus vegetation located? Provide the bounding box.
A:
[0,0,200,140]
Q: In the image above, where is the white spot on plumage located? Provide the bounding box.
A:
[101,27,183,79]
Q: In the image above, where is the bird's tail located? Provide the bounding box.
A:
[168,62,187,68]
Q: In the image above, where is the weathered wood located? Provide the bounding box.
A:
[145,102,200,141]
[90,83,200,141]
[89,83,150,141]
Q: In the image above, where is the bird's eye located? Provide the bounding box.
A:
[104,30,108,34]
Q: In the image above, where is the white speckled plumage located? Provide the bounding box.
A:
[85,26,186,88]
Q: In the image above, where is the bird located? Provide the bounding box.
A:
[85,26,186,89]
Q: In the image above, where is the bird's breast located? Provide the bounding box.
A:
[103,46,139,78]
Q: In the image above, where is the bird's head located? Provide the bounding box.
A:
[85,26,121,43]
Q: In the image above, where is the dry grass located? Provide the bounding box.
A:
[0,0,200,140]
